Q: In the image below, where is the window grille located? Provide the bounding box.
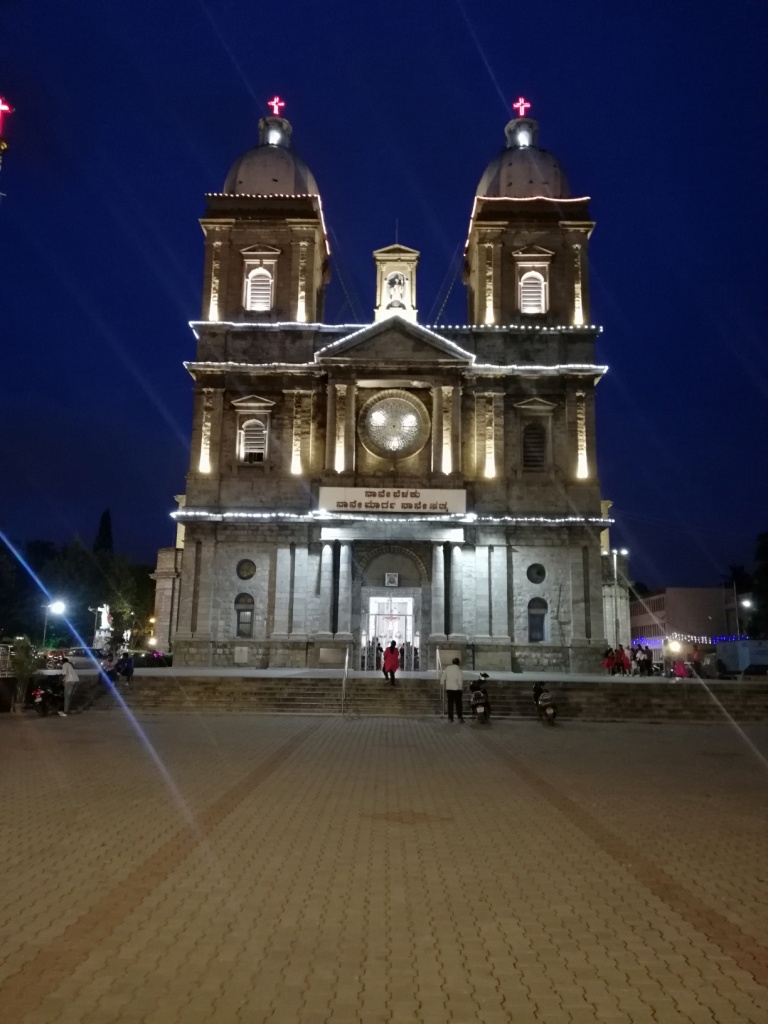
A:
[522,422,547,469]
[246,268,273,312]
[520,271,545,314]
[240,418,267,463]
[235,593,255,638]
[528,598,547,643]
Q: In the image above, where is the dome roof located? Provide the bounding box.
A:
[477,117,570,199]
[223,116,319,196]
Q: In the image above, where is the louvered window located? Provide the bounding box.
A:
[528,598,547,643]
[246,267,273,312]
[522,422,547,469]
[520,271,545,314]
[235,593,255,638]
[240,418,267,463]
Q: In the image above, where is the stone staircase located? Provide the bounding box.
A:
[80,674,768,722]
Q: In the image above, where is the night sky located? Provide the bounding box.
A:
[1,1,766,588]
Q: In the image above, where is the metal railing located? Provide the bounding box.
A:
[341,644,350,715]
[435,648,444,716]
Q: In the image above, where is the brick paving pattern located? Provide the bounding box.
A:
[1,713,766,1023]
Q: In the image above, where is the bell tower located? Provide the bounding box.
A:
[464,107,593,327]
[199,107,330,325]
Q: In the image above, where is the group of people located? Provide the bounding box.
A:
[603,644,655,676]
[56,650,135,717]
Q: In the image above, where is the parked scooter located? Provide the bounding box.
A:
[533,681,558,725]
[470,673,492,724]
[31,678,64,717]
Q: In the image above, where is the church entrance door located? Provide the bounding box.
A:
[359,595,420,670]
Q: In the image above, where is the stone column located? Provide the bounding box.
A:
[451,385,462,474]
[344,383,356,473]
[324,381,336,472]
[336,542,353,638]
[568,545,588,640]
[449,544,465,638]
[316,542,334,637]
[474,546,490,637]
[335,384,347,472]
[490,544,510,639]
[290,546,308,638]
[429,543,446,639]
[431,386,443,474]
[271,544,292,638]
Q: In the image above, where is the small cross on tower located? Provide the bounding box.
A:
[0,98,12,137]
[268,95,285,117]
[512,96,531,118]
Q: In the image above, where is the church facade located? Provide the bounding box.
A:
[153,107,614,672]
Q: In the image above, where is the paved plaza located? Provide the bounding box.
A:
[1,712,767,1024]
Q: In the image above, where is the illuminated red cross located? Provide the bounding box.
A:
[0,98,12,136]
[268,95,285,116]
[513,96,531,118]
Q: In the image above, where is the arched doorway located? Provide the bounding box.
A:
[355,545,429,671]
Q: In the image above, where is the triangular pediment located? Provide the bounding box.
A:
[373,244,420,257]
[514,397,557,411]
[240,244,281,256]
[512,245,555,261]
[231,394,276,409]
[315,316,474,364]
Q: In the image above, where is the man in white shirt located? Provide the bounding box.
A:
[59,658,79,717]
[440,657,464,723]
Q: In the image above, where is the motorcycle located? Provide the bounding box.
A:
[31,678,64,717]
[469,673,492,724]
[533,682,558,725]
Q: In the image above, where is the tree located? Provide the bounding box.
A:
[92,509,114,556]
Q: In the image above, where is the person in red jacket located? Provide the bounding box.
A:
[382,641,399,685]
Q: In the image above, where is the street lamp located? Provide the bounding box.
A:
[611,548,629,648]
[42,600,66,649]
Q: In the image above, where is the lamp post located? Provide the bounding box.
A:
[611,548,629,649]
[42,600,66,649]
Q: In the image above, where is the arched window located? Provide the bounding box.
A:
[246,267,273,312]
[528,598,548,643]
[239,418,267,463]
[519,271,546,314]
[235,593,255,637]
[522,422,547,469]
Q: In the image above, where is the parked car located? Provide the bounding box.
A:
[61,647,108,671]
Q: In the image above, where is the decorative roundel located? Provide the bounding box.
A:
[236,558,256,580]
[527,563,546,584]
[359,390,430,460]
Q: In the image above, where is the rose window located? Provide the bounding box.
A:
[359,391,430,460]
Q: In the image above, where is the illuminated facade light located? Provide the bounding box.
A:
[576,392,589,479]
[267,95,285,116]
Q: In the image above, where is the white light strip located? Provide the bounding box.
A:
[313,317,475,362]
[184,359,608,376]
[464,194,591,255]
[171,508,614,527]
[205,193,331,256]
[189,320,602,333]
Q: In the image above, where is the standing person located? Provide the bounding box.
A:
[122,651,135,685]
[673,657,688,681]
[691,645,702,676]
[382,641,399,685]
[59,658,79,717]
[602,648,615,675]
[616,645,630,676]
[643,645,653,675]
[441,657,464,722]
[102,652,117,684]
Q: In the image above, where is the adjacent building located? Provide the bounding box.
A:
[153,106,618,671]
